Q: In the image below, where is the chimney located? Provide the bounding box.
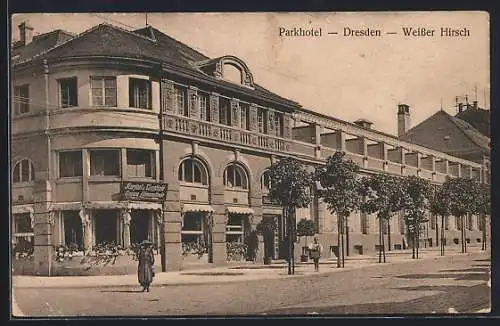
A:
[354,118,373,129]
[473,101,478,109]
[18,21,34,45]
[458,102,464,113]
[397,104,410,137]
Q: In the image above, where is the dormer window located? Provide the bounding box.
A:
[195,55,255,89]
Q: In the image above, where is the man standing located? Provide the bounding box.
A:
[309,237,323,272]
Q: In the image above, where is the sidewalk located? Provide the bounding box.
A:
[12,246,489,289]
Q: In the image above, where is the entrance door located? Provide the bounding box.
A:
[130,210,150,245]
[63,210,83,249]
[94,209,118,245]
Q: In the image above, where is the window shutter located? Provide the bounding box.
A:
[230,99,240,128]
[188,87,198,119]
[160,79,175,113]
[210,93,219,123]
[267,110,275,135]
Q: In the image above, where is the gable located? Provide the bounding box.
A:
[400,111,487,157]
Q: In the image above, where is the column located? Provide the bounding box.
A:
[361,137,368,168]
[121,208,131,248]
[457,163,462,177]
[336,130,346,152]
[230,98,240,128]
[314,123,322,159]
[151,81,160,114]
[381,142,389,172]
[211,184,227,266]
[79,207,92,251]
[250,187,264,264]
[430,156,436,181]
[121,148,127,179]
[400,148,407,175]
[163,182,182,271]
[283,113,293,139]
[82,149,89,202]
[33,180,53,276]
[416,153,422,177]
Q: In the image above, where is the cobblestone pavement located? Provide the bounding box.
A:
[13,251,491,317]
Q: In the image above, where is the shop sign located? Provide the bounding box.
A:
[121,181,168,202]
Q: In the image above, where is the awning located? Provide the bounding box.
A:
[127,202,162,210]
[182,204,214,213]
[226,206,254,215]
[11,204,34,214]
[51,202,82,211]
[85,201,126,209]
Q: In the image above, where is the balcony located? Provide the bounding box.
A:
[163,114,290,153]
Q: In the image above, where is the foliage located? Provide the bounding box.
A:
[442,177,480,219]
[12,240,34,259]
[182,241,208,258]
[296,219,316,237]
[255,218,278,236]
[401,176,432,235]
[360,173,406,220]
[474,182,491,216]
[314,152,361,218]
[226,241,248,261]
[429,184,451,218]
[267,157,313,209]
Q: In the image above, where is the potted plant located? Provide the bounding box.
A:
[296,218,316,262]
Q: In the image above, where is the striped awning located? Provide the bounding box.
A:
[182,204,214,213]
[11,204,34,214]
[226,206,254,215]
[127,202,162,210]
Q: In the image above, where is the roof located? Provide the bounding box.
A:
[11,23,300,108]
[455,106,490,137]
[401,110,490,159]
[12,29,76,65]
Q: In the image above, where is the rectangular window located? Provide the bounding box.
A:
[219,97,231,126]
[360,212,368,235]
[59,151,83,178]
[90,149,120,176]
[90,77,117,107]
[129,78,151,109]
[174,86,188,116]
[258,108,267,133]
[15,213,33,233]
[199,93,210,121]
[240,103,250,130]
[14,85,30,115]
[94,210,118,244]
[126,149,155,178]
[63,211,83,250]
[59,78,78,108]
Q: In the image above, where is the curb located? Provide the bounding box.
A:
[12,250,489,290]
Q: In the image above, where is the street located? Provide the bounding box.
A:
[13,251,490,316]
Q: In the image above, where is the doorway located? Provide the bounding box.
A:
[130,210,150,245]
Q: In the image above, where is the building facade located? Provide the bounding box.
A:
[11,22,490,275]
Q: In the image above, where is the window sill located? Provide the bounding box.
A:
[125,177,157,182]
[88,176,122,182]
[179,182,209,189]
[56,177,83,183]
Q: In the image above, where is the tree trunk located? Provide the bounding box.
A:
[482,213,486,251]
[345,217,349,257]
[416,226,419,259]
[286,208,292,275]
[341,216,345,268]
[464,215,467,254]
[412,229,415,259]
[461,216,465,254]
[337,214,341,268]
[441,215,445,256]
[435,218,439,251]
[378,217,383,263]
[387,221,392,252]
[382,221,386,263]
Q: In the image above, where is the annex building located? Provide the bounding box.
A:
[11,22,490,275]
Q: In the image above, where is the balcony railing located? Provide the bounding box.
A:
[164,114,291,152]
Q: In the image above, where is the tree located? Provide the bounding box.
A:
[442,177,479,254]
[401,175,432,259]
[429,184,451,256]
[360,173,406,263]
[474,182,490,251]
[296,219,316,259]
[267,157,313,275]
[314,152,361,268]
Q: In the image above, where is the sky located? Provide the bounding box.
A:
[11,12,490,136]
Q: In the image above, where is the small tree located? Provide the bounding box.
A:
[474,182,490,251]
[360,173,406,263]
[429,183,451,256]
[296,219,316,258]
[401,176,432,259]
[314,152,361,268]
[442,177,479,253]
[267,157,313,275]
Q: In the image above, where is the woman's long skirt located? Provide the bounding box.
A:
[138,261,153,287]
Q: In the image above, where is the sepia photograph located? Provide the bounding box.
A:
[10,12,491,317]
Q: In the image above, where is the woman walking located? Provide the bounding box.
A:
[309,237,323,272]
[137,239,155,292]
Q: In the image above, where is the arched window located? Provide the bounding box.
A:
[13,159,35,183]
[178,158,208,185]
[261,169,271,191]
[224,163,248,189]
